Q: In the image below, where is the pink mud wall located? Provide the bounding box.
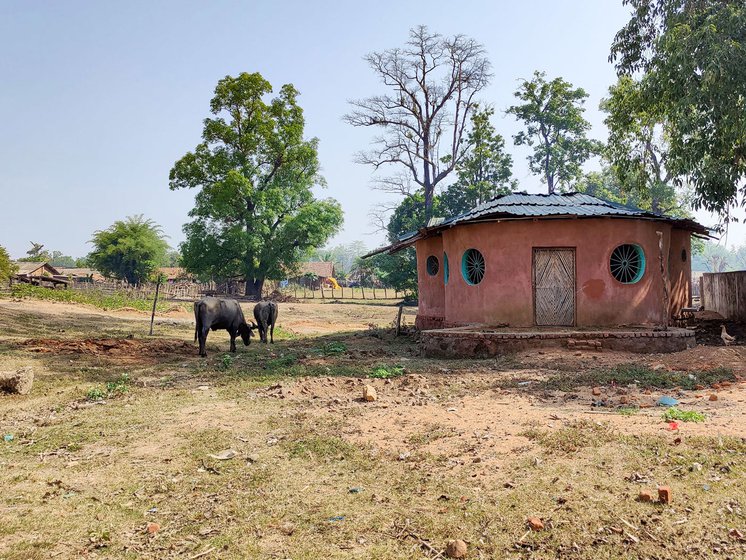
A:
[415,218,692,328]
[416,236,445,327]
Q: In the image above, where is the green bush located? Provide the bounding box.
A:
[369,365,405,379]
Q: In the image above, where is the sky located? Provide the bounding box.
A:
[1,0,744,260]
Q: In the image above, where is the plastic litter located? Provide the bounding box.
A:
[3,434,13,442]
[348,487,363,494]
[328,516,345,522]
[657,396,679,407]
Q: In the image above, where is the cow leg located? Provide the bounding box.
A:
[198,328,209,357]
[269,322,274,343]
[229,330,237,353]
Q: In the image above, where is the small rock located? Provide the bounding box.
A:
[362,385,377,402]
[527,517,544,531]
[638,490,654,502]
[658,485,672,504]
[146,522,160,534]
[280,521,295,536]
[619,396,629,404]
[445,539,468,558]
[592,387,602,396]
[708,394,718,402]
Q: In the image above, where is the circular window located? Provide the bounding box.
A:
[443,252,449,285]
[610,244,645,284]
[681,248,687,262]
[426,255,439,276]
[461,248,485,285]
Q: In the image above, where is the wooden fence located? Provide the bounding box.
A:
[701,271,746,321]
[68,280,407,303]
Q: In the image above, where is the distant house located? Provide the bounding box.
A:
[13,262,69,288]
[158,267,191,282]
[54,267,105,284]
[295,261,335,289]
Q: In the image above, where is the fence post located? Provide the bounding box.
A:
[149,275,162,336]
[395,304,404,337]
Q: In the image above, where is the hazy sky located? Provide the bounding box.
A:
[1,0,743,259]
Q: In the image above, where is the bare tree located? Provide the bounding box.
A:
[345,25,491,221]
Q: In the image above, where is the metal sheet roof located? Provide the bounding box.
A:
[443,192,662,225]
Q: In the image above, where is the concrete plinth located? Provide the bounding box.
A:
[420,326,695,358]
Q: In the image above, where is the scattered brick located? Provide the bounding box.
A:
[592,387,602,396]
[658,486,672,504]
[146,522,160,534]
[709,394,718,402]
[695,384,706,390]
[527,517,544,531]
[638,490,654,502]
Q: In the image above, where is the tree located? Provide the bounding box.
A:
[48,252,77,268]
[440,106,515,217]
[575,166,689,217]
[162,249,181,268]
[170,73,343,297]
[345,25,491,221]
[610,0,746,218]
[508,71,601,193]
[699,242,732,273]
[601,76,683,214]
[17,242,51,262]
[0,245,17,282]
[87,215,169,284]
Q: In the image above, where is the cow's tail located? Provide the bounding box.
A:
[193,302,200,343]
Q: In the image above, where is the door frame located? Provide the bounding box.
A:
[532,247,577,327]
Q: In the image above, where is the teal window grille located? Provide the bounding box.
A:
[461,248,485,285]
[426,255,439,276]
[443,252,449,285]
[610,244,645,284]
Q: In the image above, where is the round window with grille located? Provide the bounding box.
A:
[610,244,645,284]
[443,252,449,285]
[426,255,439,276]
[461,249,485,285]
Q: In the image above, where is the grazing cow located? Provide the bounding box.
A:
[194,297,254,357]
[253,301,278,343]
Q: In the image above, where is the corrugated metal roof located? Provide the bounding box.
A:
[444,192,661,225]
[363,191,711,258]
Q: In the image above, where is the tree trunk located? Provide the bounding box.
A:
[244,277,264,298]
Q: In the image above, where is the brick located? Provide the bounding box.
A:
[658,486,672,504]
[592,387,602,396]
[527,517,544,531]
[709,394,718,402]
[638,490,654,502]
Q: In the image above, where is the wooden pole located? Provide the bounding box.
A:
[149,275,162,336]
[656,231,669,330]
[395,304,404,337]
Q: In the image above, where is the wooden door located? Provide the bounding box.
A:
[533,249,575,326]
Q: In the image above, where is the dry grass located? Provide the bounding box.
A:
[1,301,745,559]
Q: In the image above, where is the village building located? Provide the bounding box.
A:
[13,262,69,288]
[374,192,708,333]
[294,261,336,289]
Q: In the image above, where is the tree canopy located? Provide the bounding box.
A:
[170,72,343,296]
[610,0,746,219]
[345,25,491,221]
[439,106,515,217]
[0,245,17,282]
[508,71,601,193]
[87,215,169,284]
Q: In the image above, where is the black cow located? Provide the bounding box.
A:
[253,301,278,343]
[194,297,254,357]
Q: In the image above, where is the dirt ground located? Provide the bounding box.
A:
[1,297,745,559]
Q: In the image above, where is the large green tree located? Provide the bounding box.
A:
[87,215,169,284]
[600,76,683,214]
[440,106,515,217]
[574,166,688,217]
[345,25,491,221]
[170,73,343,297]
[610,0,746,219]
[508,71,601,194]
[0,245,17,282]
